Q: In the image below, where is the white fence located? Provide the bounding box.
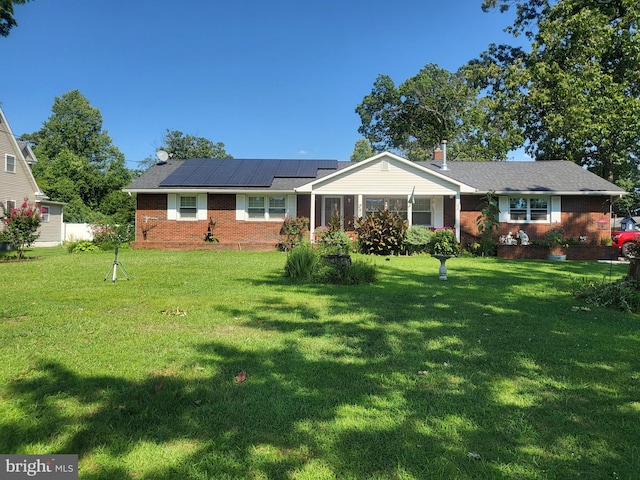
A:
[63,223,93,242]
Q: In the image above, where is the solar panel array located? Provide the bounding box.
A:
[159,158,338,187]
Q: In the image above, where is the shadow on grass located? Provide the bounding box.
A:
[1,257,638,478]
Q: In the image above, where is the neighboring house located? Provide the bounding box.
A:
[124,151,625,251]
[0,108,64,246]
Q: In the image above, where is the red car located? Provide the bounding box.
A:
[612,228,640,258]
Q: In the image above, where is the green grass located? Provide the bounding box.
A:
[1,247,638,479]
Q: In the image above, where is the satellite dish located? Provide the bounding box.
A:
[156,150,169,163]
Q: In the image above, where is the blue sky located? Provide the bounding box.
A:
[1,0,523,169]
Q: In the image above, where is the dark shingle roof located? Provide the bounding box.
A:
[420,160,625,194]
[125,156,624,195]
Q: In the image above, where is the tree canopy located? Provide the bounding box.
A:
[355,64,522,161]
[0,0,31,37]
[350,138,374,162]
[477,0,640,186]
[21,90,134,223]
[138,129,232,170]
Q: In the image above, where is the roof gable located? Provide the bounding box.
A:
[296,152,476,193]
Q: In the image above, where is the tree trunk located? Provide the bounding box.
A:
[626,259,640,286]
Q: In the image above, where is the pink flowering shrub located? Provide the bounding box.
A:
[0,199,41,259]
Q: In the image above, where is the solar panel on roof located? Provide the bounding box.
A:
[159,159,338,187]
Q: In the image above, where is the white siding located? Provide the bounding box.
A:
[311,158,458,196]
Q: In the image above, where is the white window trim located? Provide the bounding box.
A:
[242,194,290,221]
[501,195,558,223]
[41,205,50,223]
[5,154,16,173]
[363,195,434,227]
[167,193,207,221]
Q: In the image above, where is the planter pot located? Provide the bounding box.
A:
[433,254,455,280]
[322,254,352,266]
[547,253,567,261]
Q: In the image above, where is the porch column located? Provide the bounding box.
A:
[455,193,461,241]
[309,192,316,242]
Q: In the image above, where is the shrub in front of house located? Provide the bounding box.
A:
[427,227,461,256]
[66,240,100,253]
[403,225,432,255]
[315,227,352,255]
[91,221,134,250]
[284,243,319,279]
[355,210,407,256]
[571,277,640,313]
[284,243,377,285]
[279,216,309,251]
[312,257,377,285]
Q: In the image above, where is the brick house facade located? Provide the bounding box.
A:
[126,152,624,253]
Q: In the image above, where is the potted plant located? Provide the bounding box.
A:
[544,227,567,261]
[427,228,460,280]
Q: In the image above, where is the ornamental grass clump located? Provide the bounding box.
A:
[0,199,41,259]
[284,243,319,279]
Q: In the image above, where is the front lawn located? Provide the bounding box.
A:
[0,248,638,479]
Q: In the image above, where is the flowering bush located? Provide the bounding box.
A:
[90,221,133,250]
[0,199,42,259]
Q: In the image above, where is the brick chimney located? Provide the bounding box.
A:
[434,146,443,161]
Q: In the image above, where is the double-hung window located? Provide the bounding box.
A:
[412,197,432,226]
[365,196,407,218]
[40,206,50,222]
[179,195,197,219]
[248,195,286,220]
[508,196,549,222]
[5,154,15,173]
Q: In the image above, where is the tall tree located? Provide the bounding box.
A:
[355,64,521,161]
[350,138,374,162]
[0,0,32,37]
[22,90,133,223]
[138,129,232,170]
[162,129,230,160]
[478,0,640,182]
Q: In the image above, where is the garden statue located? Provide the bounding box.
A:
[517,230,529,245]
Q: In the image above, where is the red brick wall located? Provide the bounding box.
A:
[459,194,612,246]
[133,193,284,250]
[133,192,613,251]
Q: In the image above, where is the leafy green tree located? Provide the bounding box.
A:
[478,0,640,184]
[350,138,374,162]
[356,64,521,161]
[0,0,32,37]
[138,129,232,169]
[21,90,132,223]
[0,199,41,259]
